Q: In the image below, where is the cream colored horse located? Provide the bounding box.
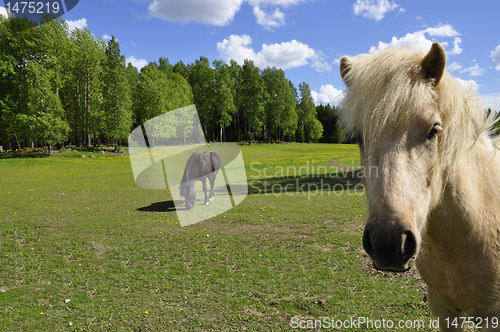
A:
[339,42,500,331]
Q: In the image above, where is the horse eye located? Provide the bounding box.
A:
[426,124,442,141]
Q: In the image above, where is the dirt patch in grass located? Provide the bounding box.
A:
[339,217,365,236]
[92,241,111,255]
[212,223,299,235]
[309,243,334,253]
[358,246,427,301]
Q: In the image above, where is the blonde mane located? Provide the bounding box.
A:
[338,46,499,173]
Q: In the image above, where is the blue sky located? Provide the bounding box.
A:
[2,0,500,109]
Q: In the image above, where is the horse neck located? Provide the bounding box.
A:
[181,161,195,183]
[182,154,209,183]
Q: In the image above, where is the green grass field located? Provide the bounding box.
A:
[0,143,434,331]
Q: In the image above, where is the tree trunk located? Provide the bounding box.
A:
[48,144,53,156]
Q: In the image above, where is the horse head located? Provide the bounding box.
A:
[340,43,447,271]
[179,181,196,210]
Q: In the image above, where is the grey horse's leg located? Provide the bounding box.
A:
[208,173,216,201]
[201,177,209,205]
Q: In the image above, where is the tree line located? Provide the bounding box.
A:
[0,16,346,155]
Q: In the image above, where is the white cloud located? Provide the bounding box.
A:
[249,0,306,5]
[491,45,500,71]
[259,40,316,69]
[0,6,13,18]
[253,5,284,30]
[369,30,431,53]
[461,63,485,77]
[144,0,308,29]
[249,0,309,30]
[353,0,400,22]
[311,85,343,105]
[369,24,460,54]
[455,78,480,91]
[424,25,460,37]
[454,76,499,112]
[217,34,331,72]
[481,93,500,111]
[449,37,462,55]
[311,56,333,72]
[147,0,244,26]
[102,34,112,42]
[217,35,258,65]
[127,56,148,70]
[67,18,88,31]
[448,62,462,71]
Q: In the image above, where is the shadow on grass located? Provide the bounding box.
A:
[138,174,364,213]
[138,200,180,212]
[0,146,128,159]
[0,152,49,159]
[245,174,364,196]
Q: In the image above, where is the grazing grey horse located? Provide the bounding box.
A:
[179,151,221,210]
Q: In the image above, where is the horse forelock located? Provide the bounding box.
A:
[338,46,497,173]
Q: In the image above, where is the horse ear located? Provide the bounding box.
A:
[421,42,446,86]
[340,56,352,86]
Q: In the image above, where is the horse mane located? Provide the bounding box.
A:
[338,46,500,172]
[180,152,202,184]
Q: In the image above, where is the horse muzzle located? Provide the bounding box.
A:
[362,221,418,272]
[185,198,195,210]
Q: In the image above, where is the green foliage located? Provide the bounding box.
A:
[66,27,106,147]
[486,108,500,137]
[188,57,215,138]
[295,125,305,143]
[261,67,297,142]
[299,82,324,143]
[158,57,173,76]
[239,60,269,141]
[0,16,69,152]
[317,104,345,143]
[173,60,188,79]
[0,18,195,153]
[135,63,193,121]
[132,62,194,144]
[333,120,346,144]
[17,61,69,155]
[102,36,133,150]
[308,118,324,143]
[0,16,333,150]
[212,60,236,142]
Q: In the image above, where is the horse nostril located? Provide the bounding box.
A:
[362,229,375,258]
[402,231,417,258]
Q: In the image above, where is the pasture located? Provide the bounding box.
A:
[0,144,433,331]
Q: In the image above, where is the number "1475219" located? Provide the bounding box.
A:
[5,2,61,14]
